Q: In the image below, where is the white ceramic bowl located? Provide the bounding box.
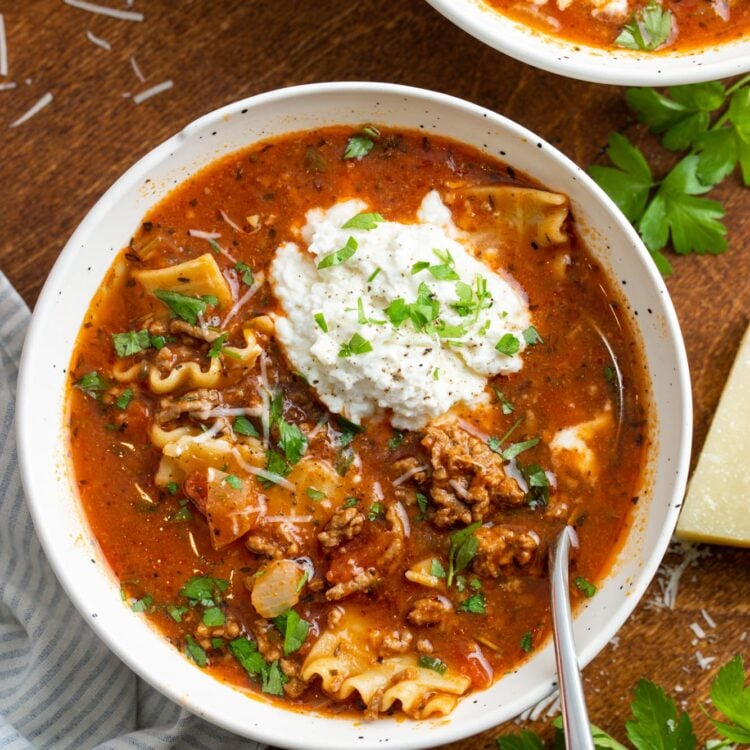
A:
[17,82,691,750]
[426,0,750,85]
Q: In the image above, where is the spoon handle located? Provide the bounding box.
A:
[549,526,595,750]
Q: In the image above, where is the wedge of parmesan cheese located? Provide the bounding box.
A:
[677,324,750,547]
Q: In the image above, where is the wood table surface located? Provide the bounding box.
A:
[1,1,748,747]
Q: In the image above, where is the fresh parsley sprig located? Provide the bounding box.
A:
[591,76,750,274]
[497,655,750,749]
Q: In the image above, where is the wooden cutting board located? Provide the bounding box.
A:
[1,1,747,746]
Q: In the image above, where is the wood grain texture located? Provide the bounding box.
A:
[1,1,748,747]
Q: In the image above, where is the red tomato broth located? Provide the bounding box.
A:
[481,0,750,51]
[67,126,650,718]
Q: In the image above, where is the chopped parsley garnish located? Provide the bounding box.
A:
[74,371,110,399]
[522,325,543,345]
[604,365,616,383]
[343,134,376,160]
[296,570,309,592]
[457,592,486,614]
[335,415,363,448]
[261,451,292,486]
[229,636,265,676]
[575,576,598,598]
[492,386,515,414]
[269,391,284,426]
[211,637,224,649]
[430,559,446,579]
[179,576,229,607]
[367,267,381,282]
[342,212,384,230]
[488,436,502,453]
[112,329,150,357]
[615,0,673,51]
[208,332,229,358]
[115,388,133,410]
[278,420,307,464]
[202,606,226,627]
[418,655,448,674]
[154,290,219,325]
[387,430,404,451]
[317,236,358,269]
[520,630,534,653]
[165,481,179,495]
[433,367,440,380]
[223,474,243,490]
[451,275,492,322]
[429,264,460,281]
[357,297,386,325]
[185,635,207,667]
[415,492,429,521]
[368,502,384,521]
[261,660,288,696]
[501,437,540,461]
[338,332,373,358]
[447,522,481,587]
[496,333,521,356]
[522,464,550,509]
[411,261,430,274]
[130,594,153,612]
[272,608,310,656]
[167,604,188,623]
[234,261,254,286]
[306,487,326,501]
[314,312,328,332]
[168,503,192,523]
[149,334,167,350]
[342,497,358,509]
[233,416,259,437]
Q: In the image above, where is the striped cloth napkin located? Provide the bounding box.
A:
[0,272,264,750]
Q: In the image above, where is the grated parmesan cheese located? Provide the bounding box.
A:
[10,92,53,128]
[647,539,711,610]
[221,276,263,328]
[85,30,110,50]
[132,79,172,104]
[129,54,145,82]
[0,81,15,91]
[220,209,245,233]
[0,14,7,78]
[689,622,707,640]
[63,0,144,21]
[696,651,717,670]
[701,608,717,629]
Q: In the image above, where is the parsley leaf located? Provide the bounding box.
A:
[707,655,750,743]
[306,487,326,502]
[418,655,448,674]
[342,212,384,230]
[278,420,307,464]
[234,415,259,437]
[492,386,514,414]
[457,592,486,614]
[223,474,243,490]
[415,492,428,521]
[261,450,291,486]
[229,636,266,676]
[154,290,218,325]
[447,522,481,587]
[185,635,207,667]
[615,1,673,51]
[522,325,543,345]
[112,329,151,357]
[338,332,373,358]
[317,237,358,269]
[626,678,697,749]
[314,312,328,332]
[501,437,540,461]
[234,261,254,286]
[130,594,153,612]
[272,609,310,656]
[202,606,226,627]
[115,388,133,410]
[589,133,653,224]
[496,333,521,356]
[74,371,110,399]
[342,497,358,509]
[520,630,533,653]
[368,502,384,521]
[208,332,229,358]
[574,576,598,598]
[167,604,188,622]
[497,731,545,750]
[429,559,446,578]
[388,430,404,451]
[522,463,550,509]
[343,127,379,160]
[179,576,229,607]
[261,660,288,696]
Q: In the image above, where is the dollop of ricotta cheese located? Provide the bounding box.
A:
[270,191,533,429]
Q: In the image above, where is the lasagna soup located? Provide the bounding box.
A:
[67,126,649,719]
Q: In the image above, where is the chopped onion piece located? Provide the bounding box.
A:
[251,559,303,618]
[457,417,490,443]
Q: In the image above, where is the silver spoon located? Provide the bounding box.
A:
[549,526,595,750]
